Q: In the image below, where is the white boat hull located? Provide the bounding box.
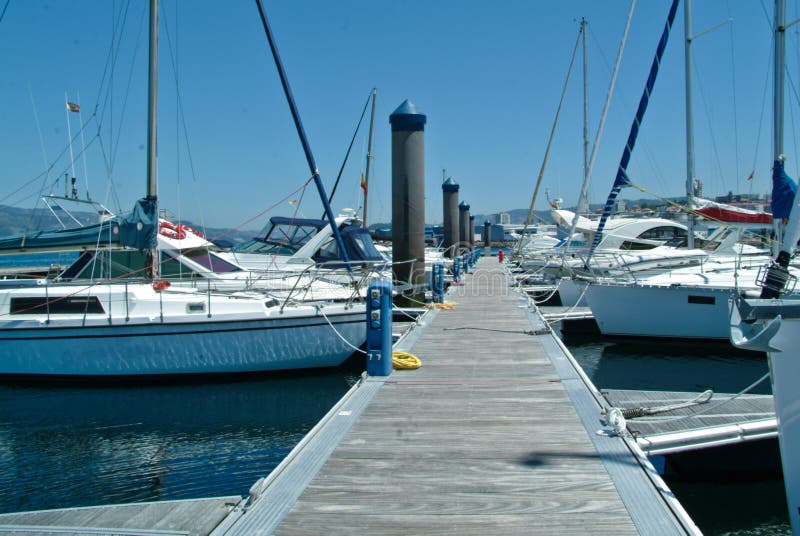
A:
[0,313,365,376]
[587,283,739,339]
[0,284,366,376]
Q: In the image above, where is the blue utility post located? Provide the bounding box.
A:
[366,280,393,376]
[463,253,470,274]
[453,257,461,283]
[432,262,444,303]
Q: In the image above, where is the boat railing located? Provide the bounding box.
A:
[277,260,387,312]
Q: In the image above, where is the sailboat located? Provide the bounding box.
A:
[729,1,800,532]
[0,0,368,377]
[580,0,799,341]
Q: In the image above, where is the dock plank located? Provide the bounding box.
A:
[241,260,665,535]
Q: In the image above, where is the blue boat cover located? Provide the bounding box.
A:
[771,159,797,220]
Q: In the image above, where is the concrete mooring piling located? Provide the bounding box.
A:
[469,215,475,250]
[484,220,492,254]
[458,201,471,254]
[442,177,460,258]
[390,100,426,305]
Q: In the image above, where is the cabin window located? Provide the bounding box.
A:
[186,302,206,314]
[10,296,106,315]
[182,250,241,273]
[687,295,715,305]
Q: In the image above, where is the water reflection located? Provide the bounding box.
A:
[0,370,358,513]
[565,336,771,394]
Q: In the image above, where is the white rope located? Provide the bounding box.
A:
[619,372,770,424]
[316,306,366,355]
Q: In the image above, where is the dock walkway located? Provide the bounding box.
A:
[230,258,695,535]
[0,259,698,535]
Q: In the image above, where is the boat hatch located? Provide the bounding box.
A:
[10,296,105,315]
[687,295,715,305]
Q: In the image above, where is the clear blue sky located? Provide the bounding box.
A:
[0,1,794,230]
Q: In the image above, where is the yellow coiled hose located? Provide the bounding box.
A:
[392,351,422,370]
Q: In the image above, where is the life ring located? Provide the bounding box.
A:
[176,223,204,239]
[159,221,186,240]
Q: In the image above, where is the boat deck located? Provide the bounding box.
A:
[226,258,697,534]
[603,389,776,455]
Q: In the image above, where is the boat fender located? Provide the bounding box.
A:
[152,280,171,291]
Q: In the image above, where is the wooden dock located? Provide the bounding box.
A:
[0,258,699,535]
[226,258,698,534]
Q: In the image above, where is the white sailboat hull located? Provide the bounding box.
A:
[586,283,739,339]
[0,284,366,376]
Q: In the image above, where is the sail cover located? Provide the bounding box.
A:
[586,0,680,265]
[771,159,798,220]
[694,197,773,224]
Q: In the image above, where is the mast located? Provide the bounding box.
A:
[774,0,786,162]
[146,0,159,279]
[254,0,350,268]
[562,3,635,259]
[684,0,696,248]
[759,0,796,298]
[363,87,377,227]
[580,17,589,215]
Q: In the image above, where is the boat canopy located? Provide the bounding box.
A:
[234,216,326,255]
[313,225,385,267]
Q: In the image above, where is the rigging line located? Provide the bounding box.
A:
[108,5,147,179]
[726,2,742,194]
[0,0,9,26]
[587,12,668,197]
[562,2,635,258]
[516,21,582,255]
[95,1,134,154]
[692,58,727,196]
[28,85,50,203]
[325,89,372,215]
[203,176,314,245]
[159,3,207,238]
[750,38,773,185]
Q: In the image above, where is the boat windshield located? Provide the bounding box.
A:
[234,217,325,255]
[312,225,385,266]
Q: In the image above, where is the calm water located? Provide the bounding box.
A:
[565,333,791,536]
[0,366,361,514]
